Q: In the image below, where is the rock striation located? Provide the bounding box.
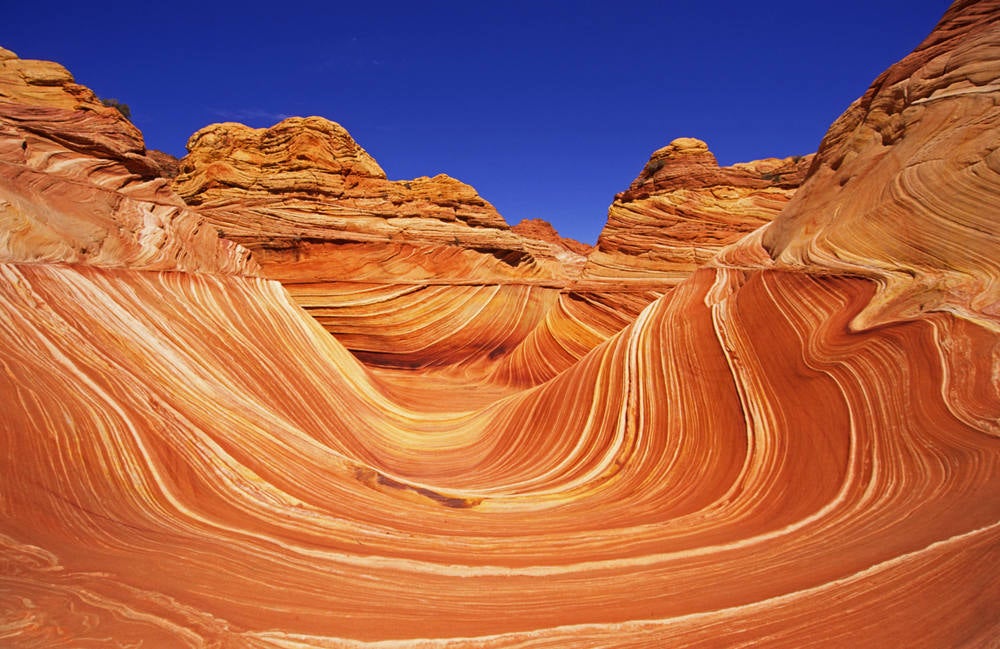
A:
[489,142,814,384]
[0,47,255,274]
[1,2,999,647]
[579,136,813,289]
[717,0,1000,332]
[174,117,586,284]
[173,117,590,370]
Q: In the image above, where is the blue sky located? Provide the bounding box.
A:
[6,1,948,244]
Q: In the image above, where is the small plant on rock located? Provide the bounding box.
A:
[100,97,131,120]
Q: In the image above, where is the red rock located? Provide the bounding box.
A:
[1,2,998,646]
[146,149,180,178]
[173,117,561,278]
[579,137,813,289]
[512,217,593,256]
[0,47,256,274]
[718,0,1000,330]
[173,117,589,369]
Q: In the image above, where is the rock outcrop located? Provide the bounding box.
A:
[174,117,585,284]
[172,117,590,369]
[1,2,999,647]
[489,142,814,385]
[579,136,813,288]
[717,0,1000,332]
[0,47,255,274]
[146,149,180,178]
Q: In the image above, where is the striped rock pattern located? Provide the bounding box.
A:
[579,137,813,290]
[718,0,1000,333]
[2,1,999,647]
[0,48,255,275]
[172,118,597,371]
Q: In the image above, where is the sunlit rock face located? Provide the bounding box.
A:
[2,2,1000,647]
[0,48,256,274]
[173,116,588,284]
[718,0,1000,332]
[579,136,813,289]
[173,117,590,370]
[492,141,814,385]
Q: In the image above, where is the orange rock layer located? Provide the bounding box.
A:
[580,136,813,289]
[173,116,587,285]
[0,47,255,275]
[1,2,999,647]
[171,117,599,371]
[718,0,1000,332]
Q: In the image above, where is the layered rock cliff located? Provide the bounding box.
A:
[172,117,589,369]
[489,141,813,384]
[1,2,999,647]
[174,117,586,284]
[717,0,1000,332]
[579,136,813,288]
[0,47,255,274]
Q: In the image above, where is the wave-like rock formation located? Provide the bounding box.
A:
[490,142,814,385]
[2,1,999,647]
[174,117,587,284]
[172,117,593,370]
[716,2,1000,333]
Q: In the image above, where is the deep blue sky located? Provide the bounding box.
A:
[6,1,948,244]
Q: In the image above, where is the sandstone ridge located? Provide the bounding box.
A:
[0,47,255,274]
[173,115,591,369]
[578,136,813,288]
[175,116,587,283]
[717,0,1000,331]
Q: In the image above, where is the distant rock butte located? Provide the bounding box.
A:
[512,218,593,255]
[146,149,180,178]
[0,47,255,274]
[172,115,808,372]
[174,117,587,285]
[578,136,813,289]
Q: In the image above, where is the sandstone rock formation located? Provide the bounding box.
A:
[172,117,592,370]
[146,149,180,178]
[489,142,814,385]
[579,136,813,289]
[174,117,585,284]
[1,1,999,647]
[0,47,255,274]
[716,0,1000,333]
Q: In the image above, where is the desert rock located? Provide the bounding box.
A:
[0,48,256,274]
[173,116,590,369]
[579,136,813,288]
[1,2,998,646]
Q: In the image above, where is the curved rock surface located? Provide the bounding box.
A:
[492,143,813,385]
[173,118,591,370]
[2,2,999,647]
[174,117,585,284]
[580,136,813,289]
[0,47,256,274]
[717,0,1000,332]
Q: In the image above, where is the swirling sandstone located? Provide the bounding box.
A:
[717,0,1000,330]
[173,117,591,370]
[0,47,255,274]
[491,142,812,384]
[1,1,999,647]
